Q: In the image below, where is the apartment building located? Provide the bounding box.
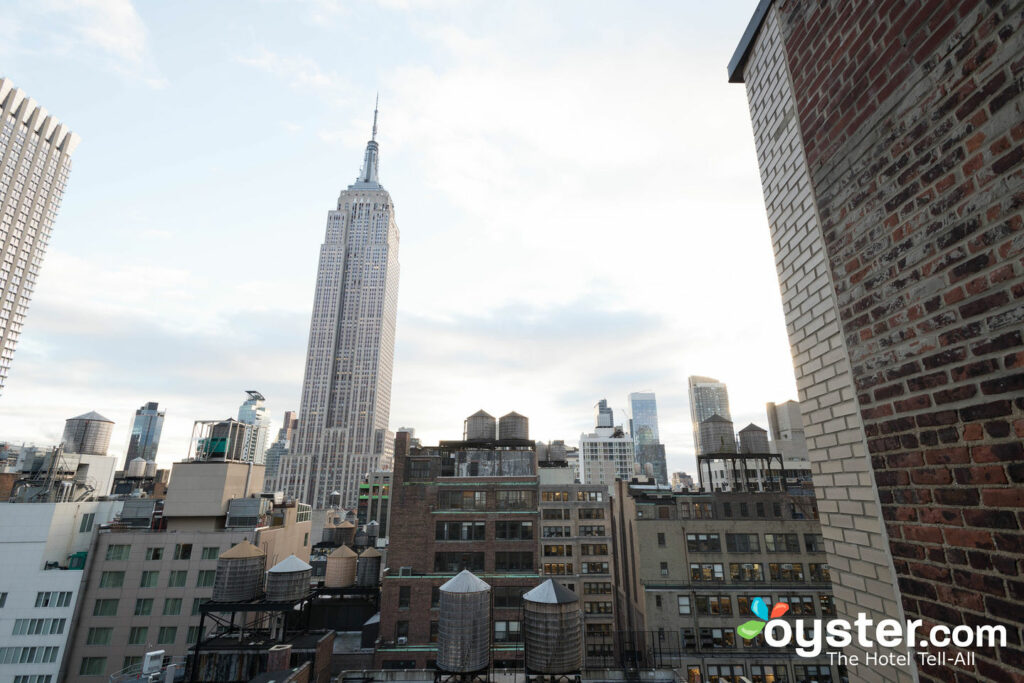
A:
[62,460,311,681]
[612,479,840,683]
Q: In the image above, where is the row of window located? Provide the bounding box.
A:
[638,500,817,522]
[10,619,65,636]
[0,647,59,664]
[104,544,220,561]
[681,533,824,554]
[542,508,606,521]
[540,490,604,502]
[669,593,835,617]
[94,596,207,617]
[432,552,534,573]
[687,562,830,583]
[98,569,215,591]
[84,624,203,648]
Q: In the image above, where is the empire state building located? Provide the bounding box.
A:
[276,104,400,509]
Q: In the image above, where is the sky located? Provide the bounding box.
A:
[0,0,796,476]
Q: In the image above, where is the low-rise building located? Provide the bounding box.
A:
[611,478,839,683]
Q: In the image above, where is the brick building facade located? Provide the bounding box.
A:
[730,1,1024,681]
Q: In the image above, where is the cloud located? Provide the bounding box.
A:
[0,0,165,87]
[237,47,349,102]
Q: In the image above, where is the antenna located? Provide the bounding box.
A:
[372,93,379,141]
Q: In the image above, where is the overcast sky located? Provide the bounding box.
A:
[0,0,796,476]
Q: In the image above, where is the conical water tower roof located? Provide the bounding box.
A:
[338,521,355,528]
[69,411,114,423]
[440,569,490,593]
[329,545,357,558]
[268,554,312,573]
[359,547,381,558]
[524,578,579,604]
[469,409,493,418]
[219,540,264,559]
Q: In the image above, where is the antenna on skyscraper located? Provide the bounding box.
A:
[372,93,379,141]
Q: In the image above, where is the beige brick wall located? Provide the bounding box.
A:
[741,8,914,682]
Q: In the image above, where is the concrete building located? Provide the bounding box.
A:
[579,401,635,493]
[123,402,165,468]
[0,499,122,683]
[669,472,695,492]
[278,102,400,509]
[730,2,1024,680]
[687,377,730,455]
[61,412,114,457]
[765,400,808,464]
[612,478,838,682]
[356,470,392,541]
[62,460,311,681]
[237,391,271,466]
[0,79,79,395]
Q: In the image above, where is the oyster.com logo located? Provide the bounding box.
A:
[738,597,789,640]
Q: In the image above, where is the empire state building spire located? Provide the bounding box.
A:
[353,95,381,189]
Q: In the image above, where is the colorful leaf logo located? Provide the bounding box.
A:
[738,598,789,640]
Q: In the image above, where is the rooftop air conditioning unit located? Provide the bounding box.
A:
[142,650,165,674]
[397,637,408,645]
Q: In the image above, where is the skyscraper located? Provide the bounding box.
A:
[237,390,271,465]
[687,375,731,454]
[277,103,400,508]
[0,79,79,394]
[264,410,297,484]
[123,401,164,467]
[628,391,668,485]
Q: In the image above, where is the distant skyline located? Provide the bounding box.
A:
[0,0,795,476]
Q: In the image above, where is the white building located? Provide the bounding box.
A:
[0,79,80,395]
[237,390,271,465]
[687,376,731,455]
[277,103,400,509]
[0,500,122,683]
[579,400,635,494]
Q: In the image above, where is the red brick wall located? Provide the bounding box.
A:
[776,1,1024,680]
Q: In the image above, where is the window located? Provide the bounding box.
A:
[13,676,55,683]
[436,521,486,541]
[496,490,535,510]
[783,594,815,615]
[726,533,760,553]
[810,563,831,582]
[543,562,573,575]
[657,532,666,546]
[695,595,733,615]
[750,665,788,683]
[494,586,527,608]
[433,552,484,573]
[494,620,521,642]
[794,665,832,683]
[408,460,431,479]
[579,508,604,519]
[438,490,487,510]
[820,594,836,616]
[0,593,5,608]
[140,570,159,588]
[765,533,800,553]
[192,598,206,616]
[756,502,766,518]
[128,626,148,645]
[689,563,724,582]
[699,628,735,649]
[0,647,59,664]
[168,570,187,587]
[729,563,764,582]
[542,491,569,501]
[660,561,669,576]
[396,621,409,639]
[737,596,773,615]
[79,513,95,533]
[157,626,176,645]
[398,586,411,608]
[769,563,804,582]
[187,626,204,644]
[543,526,571,538]
[134,598,153,616]
[581,562,609,574]
[86,627,112,645]
[495,521,533,540]
[543,544,571,556]
[708,664,745,682]
[12,618,66,635]
[693,503,713,519]
[99,571,124,588]
[686,533,721,552]
[201,546,220,560]
[196,570,216,587]
[581,543,608,555]
[542,508,571,520]
[584,601,613,614]
[495,551,533,571]
[122,656,142,671]
[105,544,130,561]
[585,582,612,594]
[92,599,118,616]
[586,622,612,636]
[773,502,782,518]
[579,525,606,536]
[173,544,192,560]
[163,598,182,615]
[34,592,71,608]
[739,503,749,517]
[145,547,163,561]
[577,490,603,501]
[677,596,691,614]
[429,621,439,643]
[79,656,106,676]
[431,587,440,609]
[722,502,732,517]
